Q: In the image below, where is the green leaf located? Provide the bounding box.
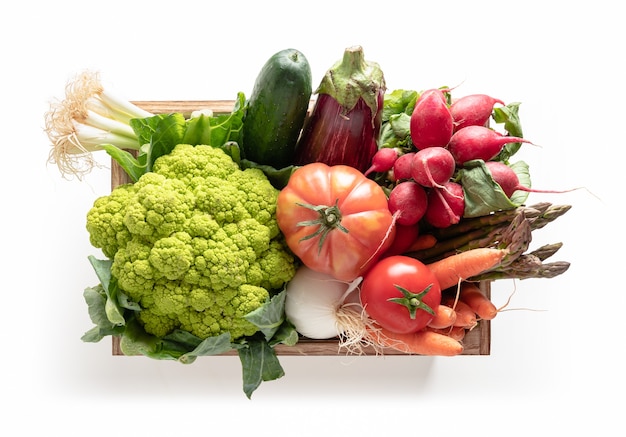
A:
[146,113,188,171]
[382,89,418,121]
[129,113,188,173]
[117,290,141,311]
[380,89,419,151]
[81,326,106,343]
[101,145,146,183]
[245,289,287,341]
[460,160,519,217]
[162,329,202,350]
[238,340,285,399]
[178,332,233,364]
[493,102,523,137]
[104,292,126,325]
[81,285,126,342]
[118,317,178,360]
[492,102,524,161]
[157,331,204,361]
[269,320,299,347]
[131,113,185,152]
[83,286,106,324]
[219,141,242,165]
[379,113,412,149]
[239,160,297,190]
[87,256,125,326]
[182,112,214,145]
[508,160,531,205]
[87,256,112,289]
[81,285,121,342]
[126,93,246,177]
[182,92,246,147]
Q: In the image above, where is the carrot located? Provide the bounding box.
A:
[426,247,508,290]
[407,233,437,252]
[427,326,466,341]
[368,324,464,356]
[459,281,498,320]
[427,304,457,329]
[442,297,478,329]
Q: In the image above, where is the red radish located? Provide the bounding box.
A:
[410,89,454,150]
[448,125,534,165]
[383,223,420,257]
[392,152,416,181]
[364,147,398,177]
[388,180,428,226]
[411,147,456,189]
[424,181,465,228]
[485,161,576,198]
[450,94,505,131]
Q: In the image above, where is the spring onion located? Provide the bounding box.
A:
[44,70,153,179]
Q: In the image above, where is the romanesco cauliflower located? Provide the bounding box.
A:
[86,144,297,340]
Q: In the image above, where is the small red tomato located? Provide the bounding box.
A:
[360,255,441,334]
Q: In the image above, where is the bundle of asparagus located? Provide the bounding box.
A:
[409,202,572,281]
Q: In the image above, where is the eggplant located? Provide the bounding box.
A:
[294,46,386,173]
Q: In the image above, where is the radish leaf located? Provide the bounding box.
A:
[460,159,529,217]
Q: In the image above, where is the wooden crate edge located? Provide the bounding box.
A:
[109,100,492,358]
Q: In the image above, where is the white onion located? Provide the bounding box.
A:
[285,265,363,340]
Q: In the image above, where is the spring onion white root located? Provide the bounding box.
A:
[44,70,153,179]
[285,265,381,354]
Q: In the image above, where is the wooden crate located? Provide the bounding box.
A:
[110,100,491,357]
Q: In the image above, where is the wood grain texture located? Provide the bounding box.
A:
[131,100,237,116]
[110,100,491,357]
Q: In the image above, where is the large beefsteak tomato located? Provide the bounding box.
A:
[276,163,395,282]
[360,256,441,334]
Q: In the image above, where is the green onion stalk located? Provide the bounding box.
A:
[44,70,154,180]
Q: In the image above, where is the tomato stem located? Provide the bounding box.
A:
[296,200,349,253]
[388,284,436,319]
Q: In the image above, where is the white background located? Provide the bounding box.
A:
[2,1,623,435]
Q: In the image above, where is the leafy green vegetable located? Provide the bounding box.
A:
[492,102,524,162]
[81,285,124,342]
[507,160,532,205]
[141,113,188,172]
[245,289,288,341]
[493,102,523,137]
[88,255,113,290]
[87,256,125,326]
[178,333,234,364]
[108,92,247,182]
[81,257,139,341]
[379,113,412,150]
[382,89,418,121]
[100,144,148,182]
[460,159,531,217]
[268,321,299,347]
[162,329,203,351]
[379,89,418,150]
[237,340,285,399]
[240,160,298,189]
[118,317,179,360]
[183,94,245,148]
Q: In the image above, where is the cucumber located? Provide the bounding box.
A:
[242,48,312,169]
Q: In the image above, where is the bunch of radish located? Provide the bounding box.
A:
[364,88,568,236]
